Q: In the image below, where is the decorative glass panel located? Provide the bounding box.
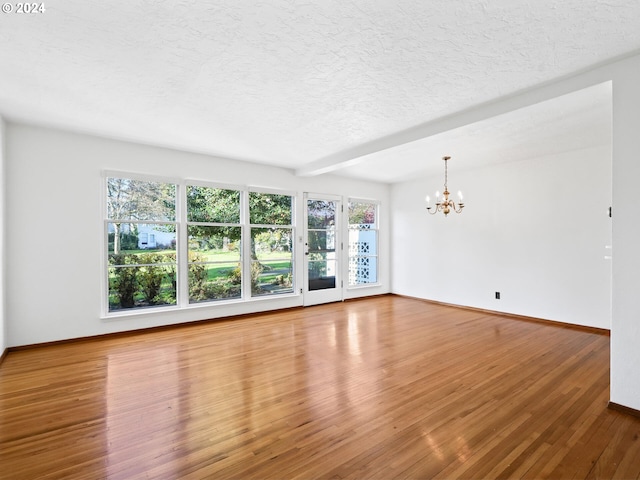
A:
[348,200,378,287]
[349,256,378,285]
[348,229,375,255]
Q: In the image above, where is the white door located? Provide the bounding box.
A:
[304,194,343,306]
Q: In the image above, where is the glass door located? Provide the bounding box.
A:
[304,194,342,306]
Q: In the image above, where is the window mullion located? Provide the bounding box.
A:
[242,190,251,300]
[177,183,189,307]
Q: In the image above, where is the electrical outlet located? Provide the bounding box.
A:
[495,292,500,300]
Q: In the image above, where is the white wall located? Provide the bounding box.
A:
[0,117,5,357]
[609,54,640,412]
[4,124,389,347]
[388,51,640,412]
[391,146,612,329]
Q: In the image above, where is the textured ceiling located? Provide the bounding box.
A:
[337,81,613,182]
[0,1,637,182]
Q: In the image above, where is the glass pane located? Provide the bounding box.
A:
[108,264,177,311]
[308,230,335,252]
[348,228,376,256]
[107,177,176,221]
[108,223,176,257]
[251,228,293,297]
[188,225,242,303]
[249,192,293,225]
[251,228,293,261]
[349,256,378,285]
[188,226,241,262]
[308,259,336,291]
[189,262,241,303]
[307,200,335,228]
[187,185,240,223]
[308,251,336,262]
[251,260,293,296]
[348,201,376,227]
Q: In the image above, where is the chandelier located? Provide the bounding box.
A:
[426,156,464,216]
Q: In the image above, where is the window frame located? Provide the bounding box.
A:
[103,172,181,314]
[247,187,296,298]
[347,198,380,288]
[102,173,299,317]
[185,181,244,304]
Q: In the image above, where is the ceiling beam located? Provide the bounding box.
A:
[295,62,617,177]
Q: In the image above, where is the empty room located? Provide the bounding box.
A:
[2,1,640,478]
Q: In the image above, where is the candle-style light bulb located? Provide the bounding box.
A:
[458,191,464,201]
[435,191,440,200]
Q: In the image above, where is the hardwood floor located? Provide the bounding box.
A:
[1,295,639,479]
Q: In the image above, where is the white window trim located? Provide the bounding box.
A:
[247,187,297,298]
[102,173,300,317]
[102,173,181,314]
[347,198,381,289]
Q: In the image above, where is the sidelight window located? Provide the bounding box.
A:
[348,200,378,286]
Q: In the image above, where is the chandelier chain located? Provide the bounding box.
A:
[444,158,448,191]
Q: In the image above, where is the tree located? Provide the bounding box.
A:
[186,186,292,260]
[107,177,175,254]
[348,201,375,226]
[306,200,335,252]
[249,192,292,225]
[186,185,240,224]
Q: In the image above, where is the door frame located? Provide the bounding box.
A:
[303,193,343,306]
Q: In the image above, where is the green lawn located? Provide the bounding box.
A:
[108,249,293,310]
[206,260,292,280]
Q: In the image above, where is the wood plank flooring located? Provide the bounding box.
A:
[1,295,639,479]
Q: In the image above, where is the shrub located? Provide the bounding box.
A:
[138,253,166,305]
[275,273,292,287]
[188,252,209,301]
[165,264,177,299]
[110,254,139,308]
[228,266,242,283]
[109,252,177,309]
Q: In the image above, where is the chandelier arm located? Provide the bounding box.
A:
[426,202,442,215]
